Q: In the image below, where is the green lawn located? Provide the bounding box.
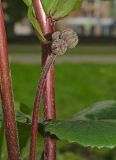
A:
[11,63,116,119]
[2,63,116,160]
[8,44,116,55]
[11,63,116,160]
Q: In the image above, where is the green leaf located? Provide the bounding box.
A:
[0,103,44,158]
[22,0,32,7]
[71,100,116,121]
[45,100,116,148]
[48,0,60,15]
[24,0,111,21]
[14,102,31,123]
[41,0,83,19]
[0,125,7,159]
[0,113,2,121]
[53,0,83,19]
[22,0,46,43]
[28,5,46,43]
[0,123,4,158]
[15,102,31,115]
[44,0,112,19]
[72,0,86,12]
[17,122,31,152]
[0,102,32,154]
[45,120,116,148]
[0,120,31,157]
[41,0,50,13]
[0,102,31,123]
[40,0,60,14]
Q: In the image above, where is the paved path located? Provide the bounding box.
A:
[9,54,116,64]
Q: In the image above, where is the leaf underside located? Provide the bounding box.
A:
[45,100,116,148]
[22,0,46,43]
[23,0,112,20]
[41,0,83,19]
[71,100,116,121]
[49,0,111,19]
[22,0,83,20]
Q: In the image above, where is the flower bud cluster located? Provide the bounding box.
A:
[51,29,79,56]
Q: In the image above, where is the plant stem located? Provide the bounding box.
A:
[42,44,56,160]
[43,135,56,160]
[30,54,56,160]
[0,4,20,160]
[30,0,56,160]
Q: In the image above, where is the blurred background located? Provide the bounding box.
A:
[1,0,116,160]
[2,0,116,42]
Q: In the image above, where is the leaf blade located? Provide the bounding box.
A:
[45,119,116,148]
[45,100,116,148]
[71,100,116,121]
[22,0,32,7]
[53,0,83,19]
[28,6,46,43]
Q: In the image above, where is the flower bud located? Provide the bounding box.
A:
[51,39,67,56]
[60,29,79,49]
[52,31,61,40]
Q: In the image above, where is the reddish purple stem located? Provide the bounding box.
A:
[43,135,56,160]
[30,0,56,160]
[30,54,56,160]
[0,4,20,160]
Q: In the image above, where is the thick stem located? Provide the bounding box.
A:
[43,135,56,160]
[42,43,56,160]
[30,0,56,160]
[0,4,20,160]
[42,44,56,120]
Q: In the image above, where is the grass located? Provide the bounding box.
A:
[11,63,116,119]
[2,62,116,160]
[8,44,116,55]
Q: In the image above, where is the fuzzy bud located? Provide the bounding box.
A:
[52,31,61,40]
[60,29,79,49]
[51,39,67,56]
